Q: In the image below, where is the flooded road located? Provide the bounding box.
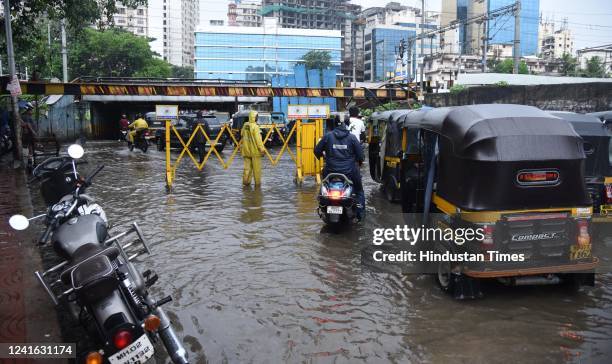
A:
[37,142,612,363]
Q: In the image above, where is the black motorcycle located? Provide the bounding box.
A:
[128,129,149,153]
[9,144,187,364]
[317,173,358,225]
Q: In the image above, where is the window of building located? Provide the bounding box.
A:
[137,9,144,15]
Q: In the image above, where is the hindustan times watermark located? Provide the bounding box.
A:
[360,213,612,275]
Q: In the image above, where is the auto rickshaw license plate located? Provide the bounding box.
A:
[327,206,343,214]
[570,245,592,260]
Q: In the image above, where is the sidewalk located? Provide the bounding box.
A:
[0,164,63,351]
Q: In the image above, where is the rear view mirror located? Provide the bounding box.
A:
[67,144,84,159]
[9,214,29,230]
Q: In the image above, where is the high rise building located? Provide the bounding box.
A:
[148,0,199,67]
[111,3,148,37]
[228,0,263,27]
[361,4,438,82]
[194,18,342,81]
[260,1,362,82]
[442,0,539,57]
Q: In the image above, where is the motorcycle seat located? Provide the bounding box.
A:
[60,244,119,285]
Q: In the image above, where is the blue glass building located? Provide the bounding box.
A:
[194,22,342,81]
[488,0,539,56]
[457,0,468,53]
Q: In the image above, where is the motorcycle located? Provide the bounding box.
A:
[119,129,128,142]
[128,129,149,153]
[9,144,187,364]
[317,173,358,225]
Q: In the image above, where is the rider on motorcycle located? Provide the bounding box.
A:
[128,113,148,146]
[314,115,365,220]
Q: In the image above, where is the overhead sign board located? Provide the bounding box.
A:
[287,105,308,119]
[287,104,330,119]
[155,104,179,120]
[307,104,330,119]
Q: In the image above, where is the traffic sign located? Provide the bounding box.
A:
[287,105,308,119]
[156,105,179,119]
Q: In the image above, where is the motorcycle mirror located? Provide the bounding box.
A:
[9,215,29,230]
[67,144,84,159]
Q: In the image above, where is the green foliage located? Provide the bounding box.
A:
[449,84,466,95]
[583,56,607,78]
[135,58,172,78]
[298,50,332,70]
[361,102,400,120]
[171,65,195,79]
[494,81,509,87]
[560,53,578,76]
[493,59,528,74]
[0,0,147,48]
[69,28,166,78]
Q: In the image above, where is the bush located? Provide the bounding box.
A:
[449,84,466,95]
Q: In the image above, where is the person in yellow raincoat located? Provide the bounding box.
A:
[128,114,149,145]
[241,110,266,186]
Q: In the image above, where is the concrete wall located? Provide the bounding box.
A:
[424,82,612,113]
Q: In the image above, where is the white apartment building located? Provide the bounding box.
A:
[228,0,263,27]
[541,28,573,59]
[577,45,612,74]
[112,3,148,36]
[148,0,199,67]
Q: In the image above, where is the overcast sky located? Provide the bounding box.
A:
[200,0,612,51]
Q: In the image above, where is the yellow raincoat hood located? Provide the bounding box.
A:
[241,111,265,157]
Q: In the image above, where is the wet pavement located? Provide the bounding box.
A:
[26,141,612,363]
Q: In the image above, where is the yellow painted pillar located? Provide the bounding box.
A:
[165,119,173,189]
[296,119,302,185]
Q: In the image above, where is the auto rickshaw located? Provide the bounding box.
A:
[397,104,597,298]
[550,111,612,222]
[367,110,413,201]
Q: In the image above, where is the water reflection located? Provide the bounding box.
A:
[44,142,612,363]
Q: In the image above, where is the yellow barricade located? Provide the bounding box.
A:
[164,118,324,189]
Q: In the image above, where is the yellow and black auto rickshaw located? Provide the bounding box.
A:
[398,104,598,298]
[550,111,612,222]
[367,109,414,201]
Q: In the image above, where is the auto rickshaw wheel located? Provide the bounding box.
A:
[383,175,400,202]
[436,261,455,293]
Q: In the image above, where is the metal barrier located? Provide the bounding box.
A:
[164,119,324,189]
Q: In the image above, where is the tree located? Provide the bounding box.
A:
[583,56,606,78]
[0,0,147,50]
[69,28,170,78]
[560,53,578,76]
[171,65,194,79]
[299,50,332,70]
[493,59,528,74]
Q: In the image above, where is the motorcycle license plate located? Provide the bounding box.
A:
[108,334,154,364]
[327,206,343,214]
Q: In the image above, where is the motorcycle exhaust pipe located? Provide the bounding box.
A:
[154,306,188,364]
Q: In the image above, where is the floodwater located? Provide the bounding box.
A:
[33,142,612,363]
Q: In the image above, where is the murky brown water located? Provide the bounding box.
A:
[38,141,612,363]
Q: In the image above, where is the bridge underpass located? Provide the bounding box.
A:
[85,96,266,139]
[1,79,410,140]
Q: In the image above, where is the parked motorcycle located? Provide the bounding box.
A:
[9,144,187,364]
[317,173,358,225]
[128,129,149,153]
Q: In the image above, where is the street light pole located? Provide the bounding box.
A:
[61,18,68,82]
[3,0,23,165]
[420,0,425,93]
[513,0,521,74]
